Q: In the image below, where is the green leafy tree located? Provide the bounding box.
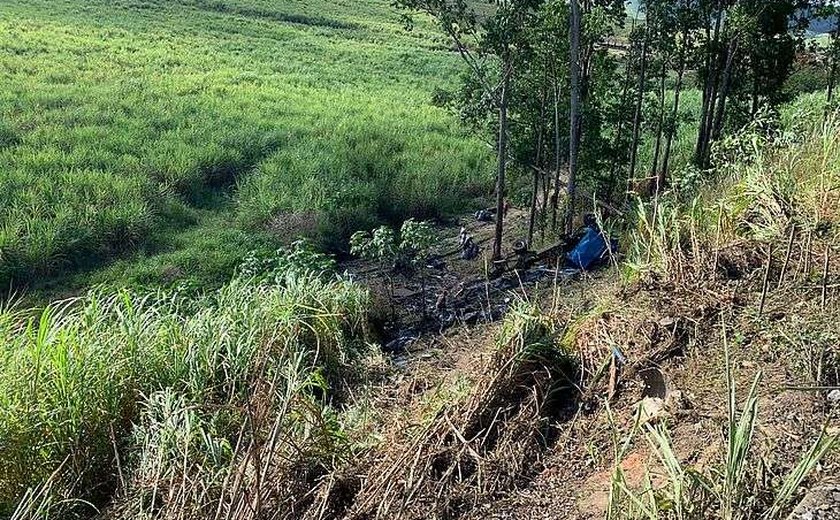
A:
[640,0,701,192]
[814,0,840,109]
[350,219,436,316]
[447,0,626,240]
[394,0,541,258]
[693,0,810,169]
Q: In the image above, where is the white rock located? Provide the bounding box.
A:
[637,397,668,425]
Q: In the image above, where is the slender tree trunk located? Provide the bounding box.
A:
[695,10,722,167]
[493,63,510,261]
[579,42,594,115]
[695,22,712,165]
[650,60,667,193]
[542,83,555,239]
[828,28,838,109]
[699,68,721,166]
[750,66,760,116]
[528,87,547,244]
[627,32,648,197]
[566,0,581,234]
[607,16,638,202]
[661,28,688,185]
[551,80,562,231]
[528,151,542,245]
[711,37,738,144]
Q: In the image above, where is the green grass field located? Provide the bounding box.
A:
[0,0,493,293]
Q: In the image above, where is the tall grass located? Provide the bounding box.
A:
[625,112,840,280]
[0,0,493,287]
[0,268,370,517]
[624,195,718,281]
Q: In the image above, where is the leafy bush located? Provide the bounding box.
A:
[351,219,437,316]
[350,219,436,271]
[238,239,337,281]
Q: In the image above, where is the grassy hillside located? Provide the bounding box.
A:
[4,113,838,519]
[3,1,838,517]
[0,0,493,291]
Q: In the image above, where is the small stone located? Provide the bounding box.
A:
[827,389,840,403]
[658,317,676,327]
[636,397,669,425]
[665,390,688,413]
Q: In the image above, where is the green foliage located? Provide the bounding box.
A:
[350,218,436,268]
[726,112,840,242]
[784,63,829,98]
[497,300,566,360]
[350,219,436,314]
[0,271,370,515]
[238,239,337,281]
[624,194,716,281]
[351,226,398,264]
[398,218,437,264]
[0,0,493,289]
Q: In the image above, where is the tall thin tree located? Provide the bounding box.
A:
[567,0,582,234]
[627,27,649,195]
[661,23,691,183]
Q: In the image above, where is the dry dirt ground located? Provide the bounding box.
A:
[313,208,839,520]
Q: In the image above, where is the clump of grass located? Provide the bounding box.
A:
[733,114,840,242]
[624,195,720,283]
[625,113,840,283]
[0,262,370,517]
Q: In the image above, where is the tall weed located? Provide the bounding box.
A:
[0,269,370,516]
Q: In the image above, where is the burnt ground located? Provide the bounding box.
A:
[316,208,840,520]
[342,209,587,349]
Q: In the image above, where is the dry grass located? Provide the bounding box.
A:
[295,302,578,520]
[600,115,840,520]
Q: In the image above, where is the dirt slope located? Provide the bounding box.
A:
[299,208,839,520]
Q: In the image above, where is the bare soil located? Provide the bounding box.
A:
[305,208,840,520]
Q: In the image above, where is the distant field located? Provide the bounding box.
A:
[0,0,492,291]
